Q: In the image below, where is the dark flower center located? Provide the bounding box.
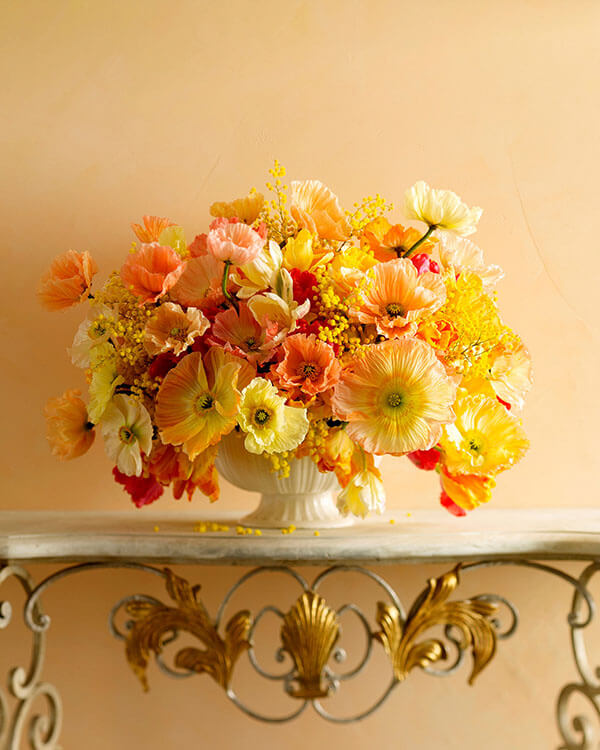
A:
[387,393,403,408]
[118,426,135,444]
[253,408,271,426]
[195,394,214,412]
[298,362,320,379]
[385,303,404,318]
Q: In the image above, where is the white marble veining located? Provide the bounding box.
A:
[1,508,599,565]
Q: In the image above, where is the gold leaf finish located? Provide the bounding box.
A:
[375,565,498,685]
[280,590,340,699]
[125,568,251,691]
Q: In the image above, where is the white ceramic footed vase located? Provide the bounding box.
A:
[215,432,353,528]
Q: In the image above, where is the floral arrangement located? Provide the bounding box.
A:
[39,162,531,518]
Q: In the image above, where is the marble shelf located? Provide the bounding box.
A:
[1,508,599,565]
[2,507,600,747]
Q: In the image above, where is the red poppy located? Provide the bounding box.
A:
[113,467,163,508]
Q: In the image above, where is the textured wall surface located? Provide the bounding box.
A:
[1,1,599,747]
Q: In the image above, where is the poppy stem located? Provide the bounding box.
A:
[402,224,437,258]
[221,261,239,312]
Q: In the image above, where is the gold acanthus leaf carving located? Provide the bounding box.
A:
[374,565,498,685]
[280,590,340,699]
[124,568,251,692]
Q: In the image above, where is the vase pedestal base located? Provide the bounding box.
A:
[241,490,354,529]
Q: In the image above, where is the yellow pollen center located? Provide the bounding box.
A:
[118,426,135,444]
[387,392,404,408]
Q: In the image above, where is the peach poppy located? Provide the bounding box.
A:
[361,218,435,263]
[205,217,265,265]
[210,345,257,391]
[290,180,351,242]
[144,302,209,356]
[131,215,175,243]
[437,232,503,288]
[155,348,241,460]
[274,333,341,401]
[487,343,533,411]
[120,243,185,304]
[38,250,98,311]
[331,338,457,455]
[169,254,224,309]
[44,389,95,459]
[351,258,446,338]
[212,302,278,364]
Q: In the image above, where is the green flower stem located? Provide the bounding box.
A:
[402,224,437,258]
[221,260,239,312]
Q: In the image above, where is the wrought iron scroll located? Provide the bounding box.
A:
[0,565,62,750]
[1,559,600,747]
[556,562,600,750]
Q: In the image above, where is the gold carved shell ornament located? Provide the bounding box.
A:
[280,590,340,699]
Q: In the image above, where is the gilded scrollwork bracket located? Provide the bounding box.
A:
[1,559,600,748]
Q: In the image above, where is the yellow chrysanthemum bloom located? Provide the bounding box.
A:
[405,181,482,236]
[237,377,309,455]
[155,349,241,460]
[440,390,529,476]
[331,338,458,455]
